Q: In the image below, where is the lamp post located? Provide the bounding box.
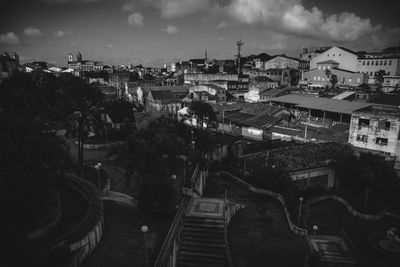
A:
[298,197,304,226]
[192,140,195,155]
[94,162,102,191]
[141,225,148,266]
[364,188,371,210]
[312,225,318,238]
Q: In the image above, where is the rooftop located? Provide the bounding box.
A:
[317,60,339,65]
[271,94,371,115]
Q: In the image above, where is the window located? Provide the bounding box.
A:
[322,78,325,81]
[367,61,370,65]
[384,60,387,65]
[327,54,330,57]
[318,66,321,70]
[371,61,374,65]
[313,76,316,81]
[362,61,365,65]
[370,72,373,76]
[357,78,361,83]
[378,120,391,131]
[333,54,335,57]
[380,61,383,65]
[358,118,370,127]
[323,66,326,70]
[376,137,388,146]
[348,78,352,83]
[339,54,342,56]
[376,61,379,65]
[318,76,321,81]
[388,72,391,75]
[389,60,392,65]
[327,66,330,69]
[357,134,368,142]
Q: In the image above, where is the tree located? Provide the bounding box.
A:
[330,74,338,89]
[61,74,104,172]
[115,116,186,212]
[189,100,217,129]
[376,69,386,84]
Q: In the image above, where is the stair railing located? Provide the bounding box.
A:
[154,197,188,267]
[223,190,234,267]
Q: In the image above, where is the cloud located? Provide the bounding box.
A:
[128,12,144,27]
[0,32,20,45]
[54,30,65,37]
[217,21,227,29]
[162,25,179,34]
[24,27,43,38]
[107,44,114,48]
[121,2,135,12]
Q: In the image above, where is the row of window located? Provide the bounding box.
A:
[313,76,361,83]
[360,71,391,76]
[327,53,342,57]
[358,118,391,130]
[317,65,331,70]
[360,60,392,66]
[356,135,389,146]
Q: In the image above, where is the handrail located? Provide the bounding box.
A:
[154,198,188,267]
[223,190,234,267]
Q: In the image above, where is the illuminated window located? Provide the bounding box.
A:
[376,137,388,146]
[357,134,368,142]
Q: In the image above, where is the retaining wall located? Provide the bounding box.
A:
[57,174,104,267]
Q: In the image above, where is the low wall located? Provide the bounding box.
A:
[75,140,124,150]
[218,171,308,236]
[305,194,388,221]
[28,191,61,241]
[56,174,104,267]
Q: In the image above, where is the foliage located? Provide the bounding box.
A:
[189,100,217,129]
[376,69,386,84]
[330,74,338,89]
[115,116,187,212]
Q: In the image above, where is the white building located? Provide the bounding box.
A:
[310,47,358,72]
[382,76,400,92]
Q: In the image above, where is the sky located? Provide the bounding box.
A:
[1,0,399,67]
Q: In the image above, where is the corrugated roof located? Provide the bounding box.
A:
[271,94,371,114]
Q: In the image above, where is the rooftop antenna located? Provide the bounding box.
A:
[236,39,244,75]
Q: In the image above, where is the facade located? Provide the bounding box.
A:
[348,105,400,158]
[145,90,184,116]
[189,84,226,102]
[357,57,400,82]
[299,46,331,62]
[310,47,358,72]
[264,55,301,70]
[382,76,400,92]
[67,52,104,71]
[303,60,367,88]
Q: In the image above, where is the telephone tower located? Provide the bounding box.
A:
[236,39,244,75]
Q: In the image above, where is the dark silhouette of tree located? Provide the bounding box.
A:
[330,74,338,89]
[376,69,386,84]
[60,73,104,172]
[189,100,217,129]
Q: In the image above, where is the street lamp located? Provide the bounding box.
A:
[298,197,304,226]
[141,225,148,266]
[94,162,102,190]
[364,188,371,210]
[312,225,318,237]
[192,140,195,155]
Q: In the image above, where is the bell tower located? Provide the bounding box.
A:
[68,53,74,62]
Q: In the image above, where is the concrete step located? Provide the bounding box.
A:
[184,222,224,229]
[179,250,226,259]
[185,216,225,224]
[181,235,225,245]
[180,245,226,256]
[183,226,224,233]
[181,240,227,248]
[182,230,224,240]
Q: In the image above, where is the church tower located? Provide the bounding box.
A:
[76,52,82,62]
[68,53,74,63]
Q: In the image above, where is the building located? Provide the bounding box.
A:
[264,55,304,70]
[145,90,185,116]
[245,77,279,102]
[0,51,19,82]
[299,46,331,62]
[382,76,400,92]
[189,84,227,103]
[259,88,290,102]
[303,60,367,88]
[243,142,347,189]
[310,47,359,72]
[348,105,400,159]
[357,57,400,83]
[67,52,104,72]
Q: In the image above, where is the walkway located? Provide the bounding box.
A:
[102,191,136,207]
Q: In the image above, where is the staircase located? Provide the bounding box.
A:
[177,215,228,267]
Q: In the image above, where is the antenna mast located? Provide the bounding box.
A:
[236,39,244,75]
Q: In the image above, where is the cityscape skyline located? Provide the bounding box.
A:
[1,0,400,67]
